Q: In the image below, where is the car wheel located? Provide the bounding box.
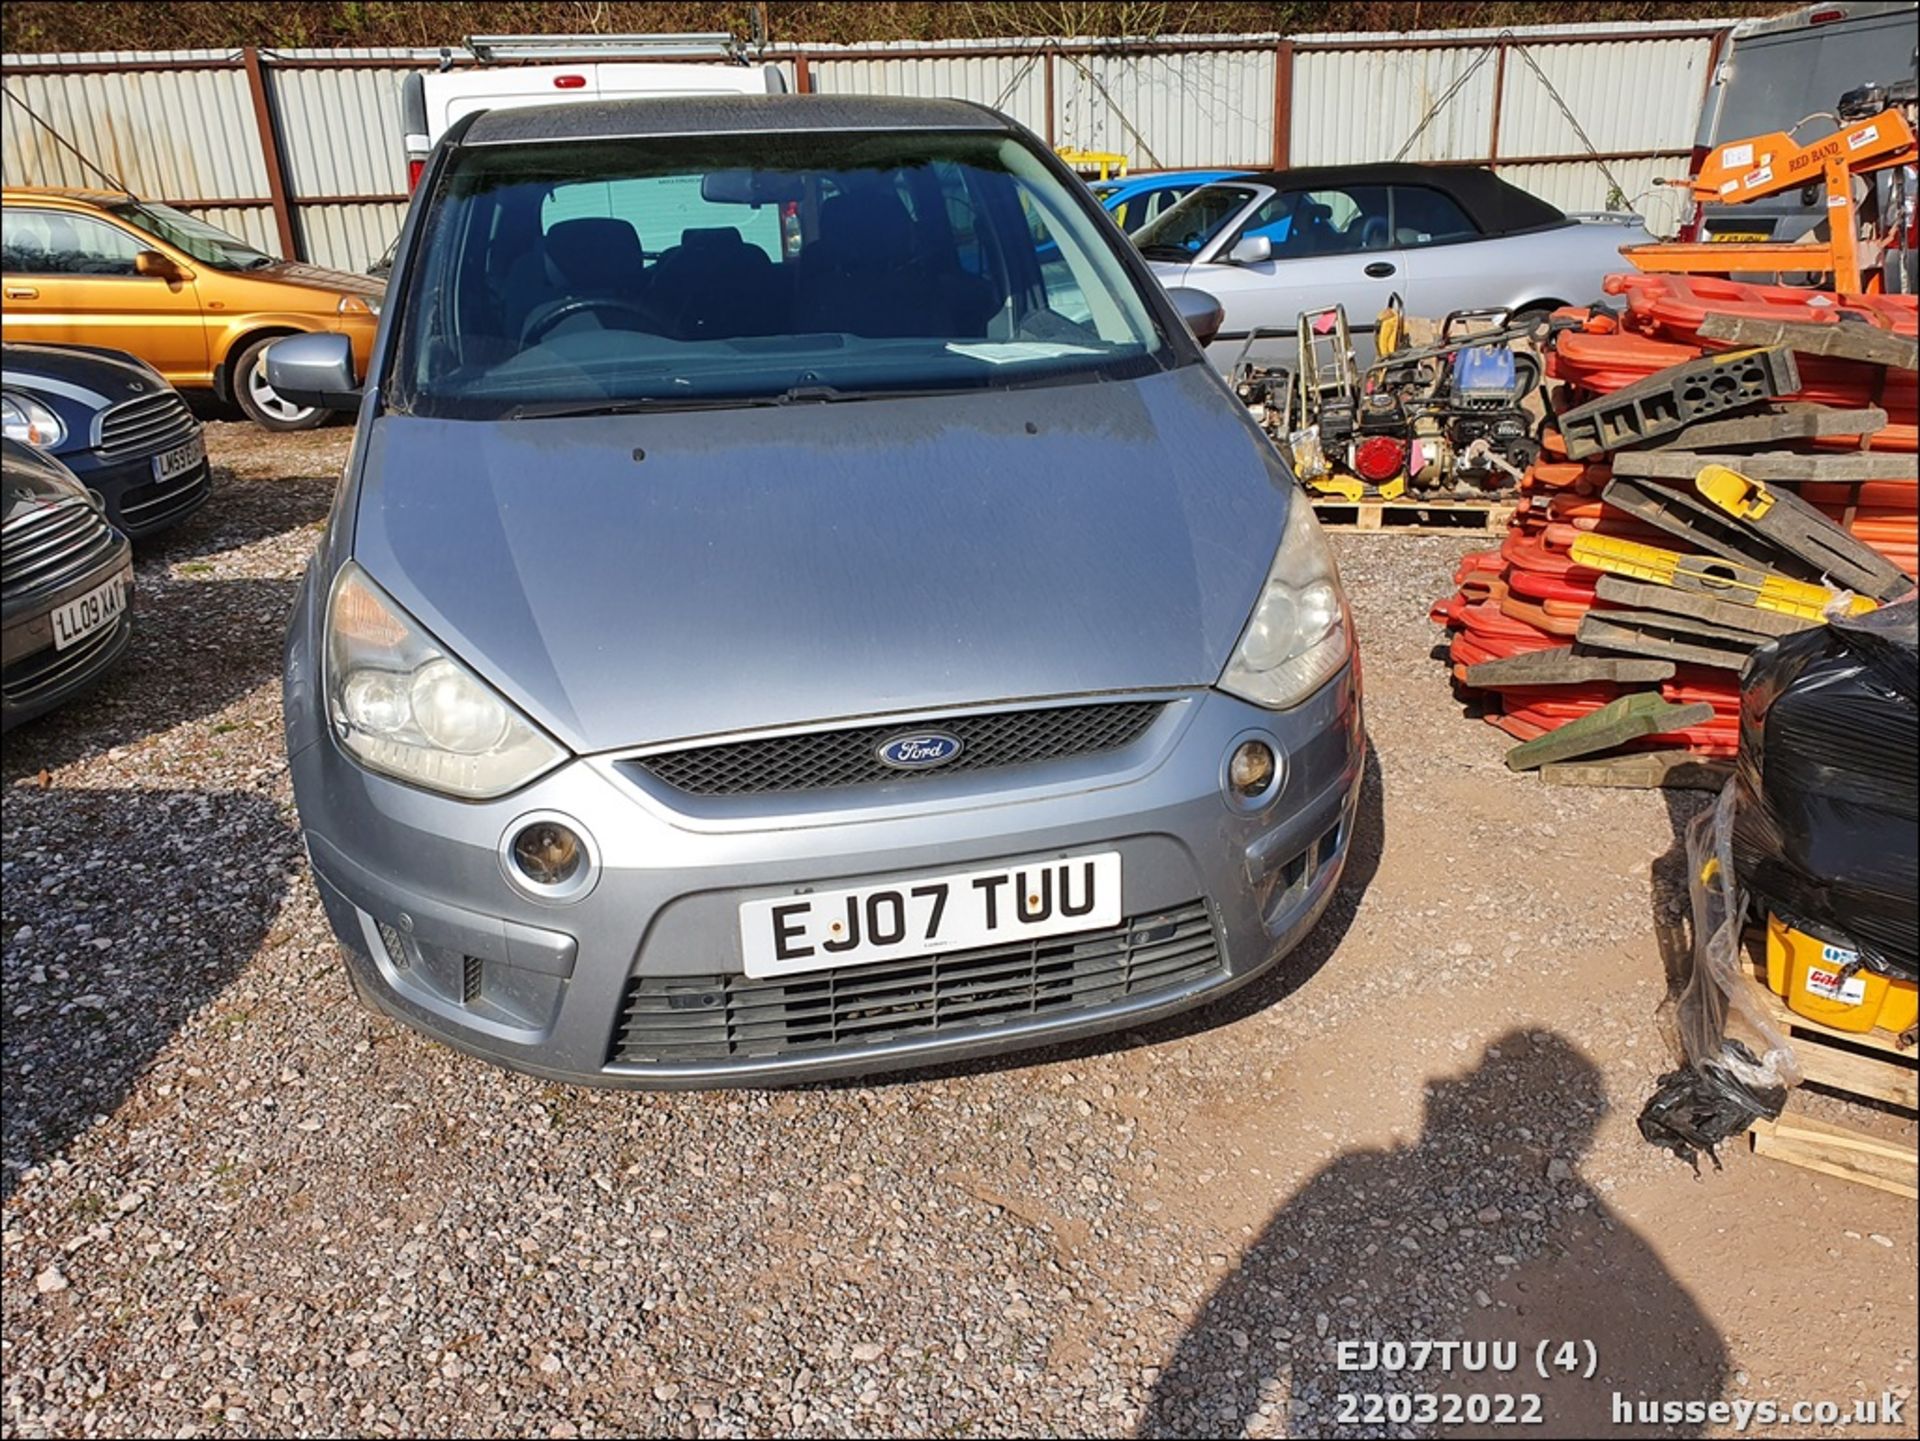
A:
[233,336,329,431]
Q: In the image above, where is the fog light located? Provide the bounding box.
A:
[1229,740,1277,797]
[511,820,583,886]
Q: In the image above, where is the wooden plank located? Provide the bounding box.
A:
[1309,498,1515,535]
[1659,405,1888,451]
[1795,1041,1919,1109]
[1538,750,1732,791]
[1610,450,1919,483]
[1751,1113,1919,1199]
[1697,313,1919,371]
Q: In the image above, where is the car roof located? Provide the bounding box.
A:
[461,93,1014,146]
[1206,162,1566,232]
[1,185,132,208]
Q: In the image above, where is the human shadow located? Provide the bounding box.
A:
[1139,1030,1730,1438]
[844,737,1386,1090]
[0,786,297,1200]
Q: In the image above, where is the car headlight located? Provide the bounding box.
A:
[325,562,565,798]
[1218,496,1353,708]
[0,392,67,448]
[338,294,381,317]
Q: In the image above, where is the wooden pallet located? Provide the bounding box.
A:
[1310,496,1517,535]
[1744,971,1918,1198]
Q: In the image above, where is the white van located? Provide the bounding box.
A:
[400,37,788,192]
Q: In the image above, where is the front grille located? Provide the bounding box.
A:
[635,701,1164,796]
[97,390,198,463]
[1,497,118,601]
[1,612,129,704]
[116,461,212,534]
[609,899,1222,1066]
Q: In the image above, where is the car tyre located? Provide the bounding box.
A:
[232,335,330,431]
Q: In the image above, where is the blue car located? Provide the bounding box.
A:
[1090,169,1247,233]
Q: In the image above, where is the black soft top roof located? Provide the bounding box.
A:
[1222,162,1567,234]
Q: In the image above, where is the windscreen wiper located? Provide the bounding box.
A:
[504,382,945,421]
[502,395,771,421]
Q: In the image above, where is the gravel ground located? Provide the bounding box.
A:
[3,420,1914,1439]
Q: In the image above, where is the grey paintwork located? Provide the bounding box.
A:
[283,93,1364,1086]
[352,368,1288,754]
[1148,182,1652,368]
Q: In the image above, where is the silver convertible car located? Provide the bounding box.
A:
[1135,162,1652,365]
[271,95,1363,1087]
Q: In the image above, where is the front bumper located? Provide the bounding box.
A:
[59,445,212,539]
[1,541,135,731]
[290,671,1363,1088]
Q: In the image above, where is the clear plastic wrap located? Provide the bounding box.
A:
[1638,781,1797,1172]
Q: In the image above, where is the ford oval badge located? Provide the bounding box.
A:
[876,732,964,770]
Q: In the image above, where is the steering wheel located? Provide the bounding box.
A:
[520,295,655,346]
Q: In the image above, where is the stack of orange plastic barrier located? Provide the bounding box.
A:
[1432,277,1918,761]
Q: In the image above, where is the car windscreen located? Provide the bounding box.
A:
[390,130,1176,419]
[1131,184,1259,260]
[111,201,277,271]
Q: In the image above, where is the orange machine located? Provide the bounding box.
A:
[1625,108,1917,295]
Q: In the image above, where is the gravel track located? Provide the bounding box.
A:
[3,422,1913,1438]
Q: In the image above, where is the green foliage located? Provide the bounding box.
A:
[3,1,1793,53]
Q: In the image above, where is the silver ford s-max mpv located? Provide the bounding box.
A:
[273,95,1363,1087]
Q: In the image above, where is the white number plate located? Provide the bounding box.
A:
[740,852,1122,980]
[152,434,204,482]
[51,567,131,650]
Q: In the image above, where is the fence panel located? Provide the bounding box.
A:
[5,20,1733,266]
[808,48,1049,139]
[1291,45,1500,166]
[1,62,263,201]
[1058,45,1274,169]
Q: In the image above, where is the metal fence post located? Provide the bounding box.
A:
[1488,39,1508,167]
[1043,45,1056,147]
[1272,38,1294,170]
[242,45,300,259]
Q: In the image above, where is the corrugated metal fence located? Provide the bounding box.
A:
[2,21,1730,273]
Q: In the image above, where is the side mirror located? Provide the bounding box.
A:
[1165,286,1226,346]
[1226,234,1272,266]
[134,249,192,282]
[265,332,360,411]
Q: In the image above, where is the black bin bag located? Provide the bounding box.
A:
[1731,595,1918,981]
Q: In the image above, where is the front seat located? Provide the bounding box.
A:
[646,226,784,339]
[795,190,945,338]
[504,216,647,338]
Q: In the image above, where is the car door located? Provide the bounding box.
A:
[1,207,209,384]
[1193,184,1404,370]
[1386,184,1516,321]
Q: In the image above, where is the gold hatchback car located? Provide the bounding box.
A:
[1,187,383,430]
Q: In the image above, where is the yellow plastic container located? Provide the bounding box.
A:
[1766,914,1920,1036]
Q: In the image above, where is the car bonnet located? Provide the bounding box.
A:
[348,363,1292,754]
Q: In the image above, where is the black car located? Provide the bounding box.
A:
[1,343,211,539]
[1,436,135,730]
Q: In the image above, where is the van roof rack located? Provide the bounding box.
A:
[464,33,745,63]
